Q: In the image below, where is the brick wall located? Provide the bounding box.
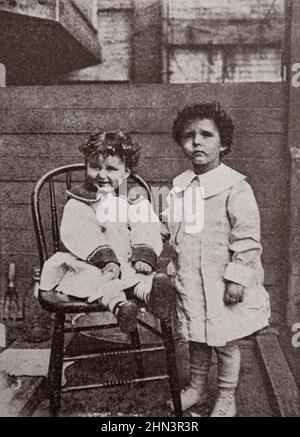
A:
[62,8,133,82]
[60,0,285,84]
[0,83,289,326]
[167,0,284,20]
[61,0,162,84]
[165,0,285,83]
[169,47,282,83]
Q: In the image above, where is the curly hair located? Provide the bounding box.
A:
[172,102,234,158]
[79,130,141,170]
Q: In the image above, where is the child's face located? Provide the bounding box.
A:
[180,118,226,172]
[86,153,130,193]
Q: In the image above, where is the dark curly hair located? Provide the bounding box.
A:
[172,102,234,158]
[79,130,141,170]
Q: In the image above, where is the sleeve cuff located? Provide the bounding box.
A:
[131,245,158,270]
[87,246,120,270]
[224,262,255,287]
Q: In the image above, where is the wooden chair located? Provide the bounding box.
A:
[31,163,182,417]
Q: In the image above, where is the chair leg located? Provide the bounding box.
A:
[161,318,182,417]
[47,312,65,417]
[129,328,145,379]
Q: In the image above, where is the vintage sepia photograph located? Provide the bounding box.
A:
[0,0,299,421]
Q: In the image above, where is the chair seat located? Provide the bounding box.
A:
[39,289,146,314]
[39,290,108,314]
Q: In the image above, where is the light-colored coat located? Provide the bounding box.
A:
[40,188,163,302]
[164,164,270,347]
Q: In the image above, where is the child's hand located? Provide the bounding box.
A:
[224,281,244,305]
[134,261,153,274]
[102,262,120,280]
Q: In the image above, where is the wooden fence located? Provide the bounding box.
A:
[0,83,289,325]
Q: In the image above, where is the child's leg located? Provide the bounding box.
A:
[100,289,138,334]
[217,341,241,390]
[210,341,241,417]
[133,273,175,319]
[168,341,212,412]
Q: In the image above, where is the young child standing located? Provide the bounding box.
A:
[165,103,270,417]
[39,130,174,334]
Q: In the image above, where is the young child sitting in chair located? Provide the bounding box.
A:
[39,130,174,333]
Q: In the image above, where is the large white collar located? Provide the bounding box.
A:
[172,164,246,199]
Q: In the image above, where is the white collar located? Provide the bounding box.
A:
[172,164,246,199]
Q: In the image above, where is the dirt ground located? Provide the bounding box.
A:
[1,298,279,417]
[30,334,276,417]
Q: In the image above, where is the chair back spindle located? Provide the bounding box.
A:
[66,172,72,191]
[49,179,60,253]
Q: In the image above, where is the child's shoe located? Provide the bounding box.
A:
[167,341,211,412]
[147,273,175,319]
[113,300,139,333]
[210,389,237,417]
[167,385,208,412]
